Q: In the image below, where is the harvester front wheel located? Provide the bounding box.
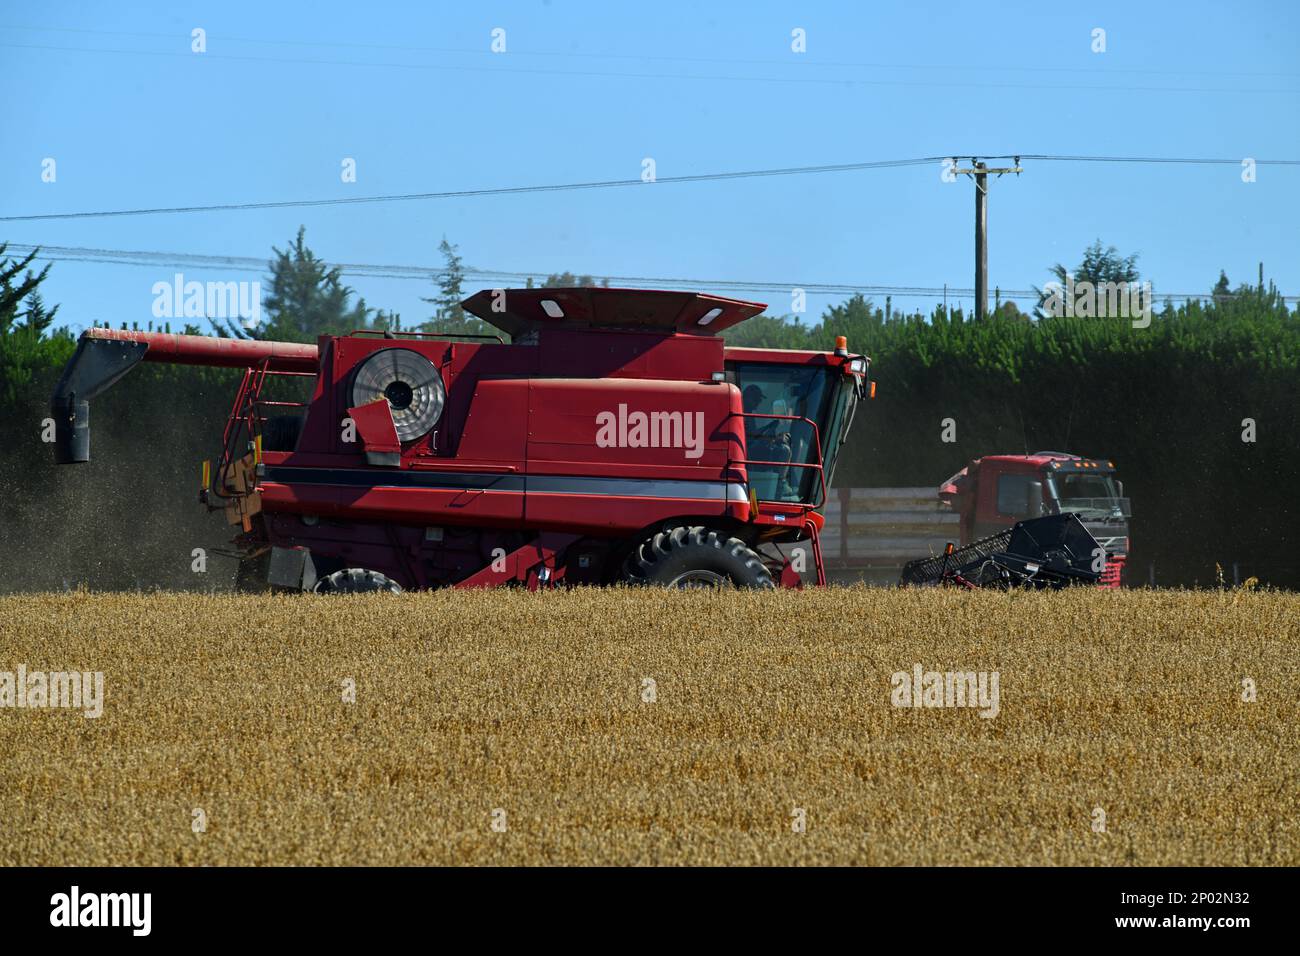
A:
[623,526,774,589]
[315,568,403,594]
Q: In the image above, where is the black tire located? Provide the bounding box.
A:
[315,568,403,594]
[622,526,774,589]
[262,414,304,452]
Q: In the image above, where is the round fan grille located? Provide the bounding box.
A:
[350,347,445,442]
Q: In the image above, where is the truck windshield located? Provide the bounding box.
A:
[730,361,839,504]
[1049,473,1131,518]
[1057,474,1119,499]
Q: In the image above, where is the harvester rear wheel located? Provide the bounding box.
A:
[315,568,403,594]
[623,526,774,589]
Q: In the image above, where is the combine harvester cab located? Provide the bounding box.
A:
[936,452,1132,588]
[50,288,871,592]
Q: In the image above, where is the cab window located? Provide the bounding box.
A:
[730,362,833,503]
[996,474,1036,516]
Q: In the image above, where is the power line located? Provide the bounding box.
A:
[0,157,943,223]
[1023,154,1300,166]
[4,23,1298,79]
[4,152,1297,224]
[9,243,1294,304]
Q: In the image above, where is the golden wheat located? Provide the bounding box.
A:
[0,587,1295,865]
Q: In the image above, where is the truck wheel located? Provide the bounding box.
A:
[315,568,403,594]
[623,526,774,589]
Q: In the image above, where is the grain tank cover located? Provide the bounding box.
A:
[460,287,765,338]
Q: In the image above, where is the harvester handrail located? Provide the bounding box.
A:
[204,368,254,504]
[728,411,828,510]
[208,362,309,503]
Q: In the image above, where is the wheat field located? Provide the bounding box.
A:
[0,587,1295,866]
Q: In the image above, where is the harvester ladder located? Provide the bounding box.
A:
[207,358,311,505]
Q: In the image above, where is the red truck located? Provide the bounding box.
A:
[937,452,1131,587]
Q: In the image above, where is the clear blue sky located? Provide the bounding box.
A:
[3,0,1298,333]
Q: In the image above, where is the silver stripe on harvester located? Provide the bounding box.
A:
[263,466,747,502]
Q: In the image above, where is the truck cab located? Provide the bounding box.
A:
[938,452,1131,587]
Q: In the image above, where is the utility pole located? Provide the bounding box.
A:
[953,157,1022,321]
[974,161,987,320]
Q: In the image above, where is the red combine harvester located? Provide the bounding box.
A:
[51,288,871,592]
[937,452,1132,587]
